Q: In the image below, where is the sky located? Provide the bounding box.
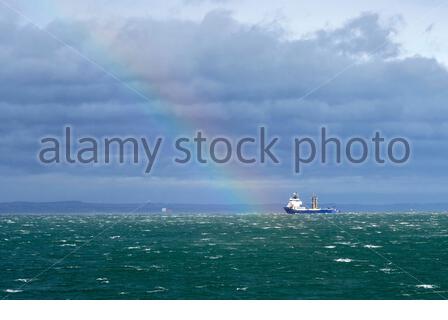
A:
[1,0,448,204]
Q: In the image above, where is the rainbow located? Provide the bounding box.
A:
[11,2,273,206]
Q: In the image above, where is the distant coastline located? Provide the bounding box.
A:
[0,201,447,214]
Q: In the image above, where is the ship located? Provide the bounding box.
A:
[284,193,338,214]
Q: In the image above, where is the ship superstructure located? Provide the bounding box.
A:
[284,193,338,214]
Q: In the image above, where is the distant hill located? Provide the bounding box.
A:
[0,201,447,214]
[0,201,274,214]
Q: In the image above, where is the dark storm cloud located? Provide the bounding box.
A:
[0,10,447,183]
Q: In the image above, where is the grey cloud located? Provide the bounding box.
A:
[0,10,447,184]
[314,12,400,58]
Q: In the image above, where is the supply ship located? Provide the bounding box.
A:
[284,193,338,214]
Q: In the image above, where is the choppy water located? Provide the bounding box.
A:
[1,213,448,299]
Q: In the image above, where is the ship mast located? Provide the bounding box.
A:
[311,194,318,209]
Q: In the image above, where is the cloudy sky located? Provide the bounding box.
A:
[1,0,448,204]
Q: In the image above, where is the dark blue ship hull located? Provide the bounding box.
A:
[283,207,338,214]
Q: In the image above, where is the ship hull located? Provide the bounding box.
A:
[283,207,338,214]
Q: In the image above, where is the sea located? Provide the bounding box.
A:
[1,212,448,299]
